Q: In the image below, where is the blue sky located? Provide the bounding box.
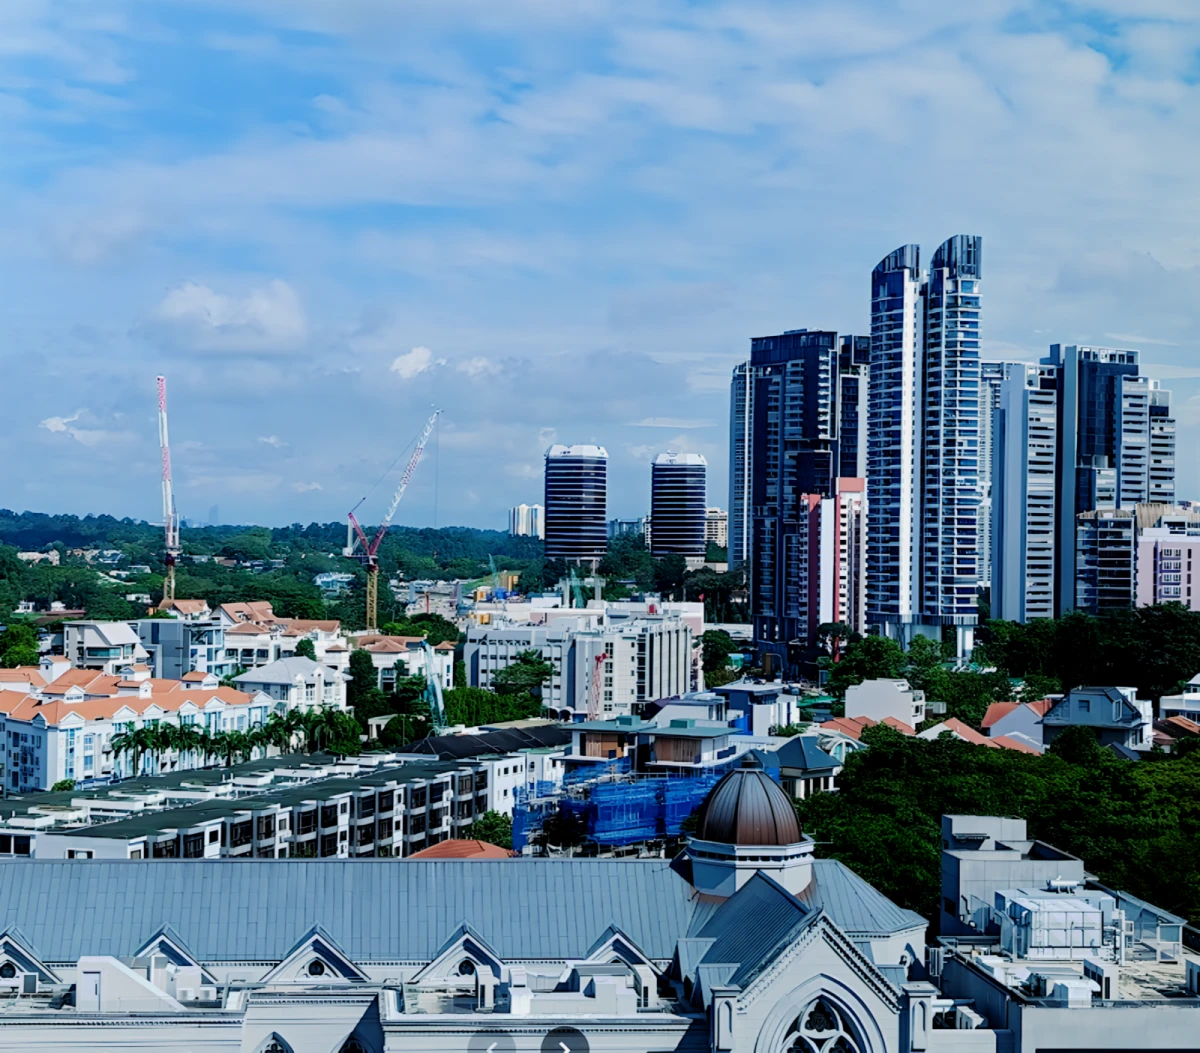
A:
[4,0,1200,529]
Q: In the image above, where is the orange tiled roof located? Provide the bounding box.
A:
[407,839,511,859]
[3,685,260,726]
[980,702,1019,729]
[992,734,1041,755]
[0,668,46,688]
[880,716,915,735]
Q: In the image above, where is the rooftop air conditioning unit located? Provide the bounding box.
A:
[176,988,195,1001]
[198,987,219,1001]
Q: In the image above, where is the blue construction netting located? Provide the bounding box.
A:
[512,758,774,851]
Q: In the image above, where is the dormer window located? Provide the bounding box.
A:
[307,959,326,977]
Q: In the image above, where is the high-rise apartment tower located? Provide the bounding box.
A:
[866,236,983,656]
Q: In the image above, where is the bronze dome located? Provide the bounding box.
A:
[695,766,801,846]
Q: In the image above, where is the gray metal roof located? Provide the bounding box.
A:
[0,859,699,964]
[694,872,818,989]
[797,860,926,936]
[774,736,839,773]
[233,656,330,685]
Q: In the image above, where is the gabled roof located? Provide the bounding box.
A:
[991,734,1041,755]
[156,599,209,615]
[0,925,61,984]
[0,668,46,688]
[819,716,876,740]
[797,859,927,936]
[982,698,1054,729]
[261,923,368,983]
[408,839,510,859]
[219,601,276,623]
[233,656,330,685]
[694,871,818,990]
[774,736,840,772]
[40,669,122,697]
[0,860,699,964]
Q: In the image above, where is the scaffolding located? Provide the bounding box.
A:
[512,761,753,852]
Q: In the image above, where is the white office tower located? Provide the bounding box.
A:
[992,364,1058,622]
[508,503,544,539]
[867,236,983,656]
[978,362,1015,588]
[727,360,754,569]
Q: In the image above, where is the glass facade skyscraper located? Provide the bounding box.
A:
[727,361,754,571]
[837,335,871,480]
[738,329,840,673]
[650,452,707,560]
[543,444,608,566]
[919,236,983,642]
[991,364,1058,622]
[867,245,924,639]
[866,235,983,655]
[1042,344,1177,613]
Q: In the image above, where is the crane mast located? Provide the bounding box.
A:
[585,651,607,722]
[347,409,440,631]
[156,376,181,604]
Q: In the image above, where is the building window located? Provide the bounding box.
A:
[0,963,15,979]
[307,960,326,977]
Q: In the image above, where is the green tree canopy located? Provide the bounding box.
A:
[293,637,316,660]
[491,650,554,697]
[468,810,514,850]
[826,635,908,699]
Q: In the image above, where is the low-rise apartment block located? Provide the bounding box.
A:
[0,752,520,860]
[465,612,693,720]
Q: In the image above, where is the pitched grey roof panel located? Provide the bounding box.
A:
[797,860,926,936]
[694,872,818,989]
[775,737,838,772]
[0,859,698,964]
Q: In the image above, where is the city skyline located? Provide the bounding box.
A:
[5,3,1200,528]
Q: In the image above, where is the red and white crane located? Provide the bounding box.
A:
[585,651,607,722]
[156,375,181,604]
[344,408,440,631]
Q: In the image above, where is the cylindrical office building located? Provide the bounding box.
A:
[544,444,609,565]
[650,452,707,559]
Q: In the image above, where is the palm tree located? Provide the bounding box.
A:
[173,723,204,770]
[263,710,304,755]
[110,722,139,779]
[146,721,176,773]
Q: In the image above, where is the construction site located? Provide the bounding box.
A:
[511,754,743,856]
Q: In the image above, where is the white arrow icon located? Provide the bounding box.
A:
[559,1044,571,1053]
[486,1045,498,1053]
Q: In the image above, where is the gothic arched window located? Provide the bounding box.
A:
[339,1039,367,1053]
[784,998,863,1053]
[259,1036,293,1053]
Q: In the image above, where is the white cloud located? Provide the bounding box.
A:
[292,481,323,492]
[258,434,288,448]
[138,279,307,353]
[390,345,442,379]
[39,411,82,434]
[456,356,500,378]
[39,410,134,447]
